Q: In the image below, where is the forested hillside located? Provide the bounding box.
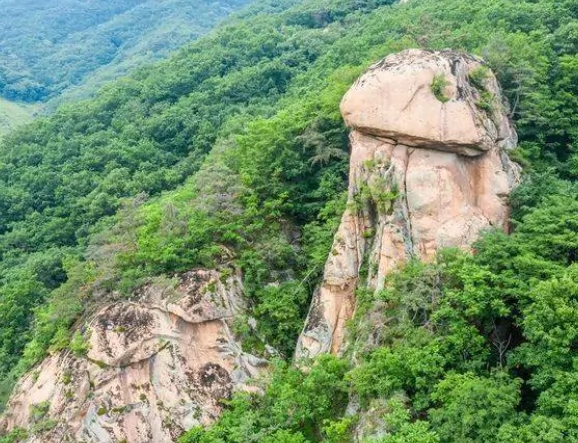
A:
[0,0,252,133]
[0,0,253,103]
[0,99,38,136]
[1,0,578,441]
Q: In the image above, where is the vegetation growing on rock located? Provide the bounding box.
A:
[0,0,577,441]
[430,74,451,103]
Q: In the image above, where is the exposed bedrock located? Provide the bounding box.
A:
[296,49,521,359]
[1,270,266,443]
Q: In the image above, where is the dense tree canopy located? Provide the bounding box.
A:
[0,0,252,103]
[0,0,578,441]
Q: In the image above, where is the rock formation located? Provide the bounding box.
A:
[296,49,520,359]
[1,269,266,443]
[1,49,522,442]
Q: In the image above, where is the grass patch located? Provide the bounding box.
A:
[430,74,450,103]
[0,98,38,136]
[476,90,496,114]
[468,65,490,90]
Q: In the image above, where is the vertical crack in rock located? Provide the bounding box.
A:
[402,147,416,257]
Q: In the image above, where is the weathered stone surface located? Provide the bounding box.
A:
[341,49,517,156]
[296,49,521,360]
[1,270,266,443]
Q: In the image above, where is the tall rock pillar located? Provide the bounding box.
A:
[296,49,520,359]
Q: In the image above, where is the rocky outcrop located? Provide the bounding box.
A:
[1,49,522,441]
[1,270,266,443]
[296,49,521,359]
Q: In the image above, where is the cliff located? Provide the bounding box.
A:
[1,270,266,443]
[296,49,521,359]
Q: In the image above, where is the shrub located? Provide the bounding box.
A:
[469,66,491,90]
[69,331,89,357]
[430,74,450,103]
[476,90,495,113]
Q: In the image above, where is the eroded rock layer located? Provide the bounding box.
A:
[296,49,520,359]
[2,270,266,443]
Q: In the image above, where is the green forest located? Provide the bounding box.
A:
[1,0,578,441]
[0,0,251,103]
[0,0,252,134]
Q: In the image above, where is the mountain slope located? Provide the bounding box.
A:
[0,0,252,127]
[0,0,578,441]
[0,99,38,136]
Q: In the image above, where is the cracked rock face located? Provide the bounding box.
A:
[296,49,521,359]
[1,270,267,443]
[341,49,518,156]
